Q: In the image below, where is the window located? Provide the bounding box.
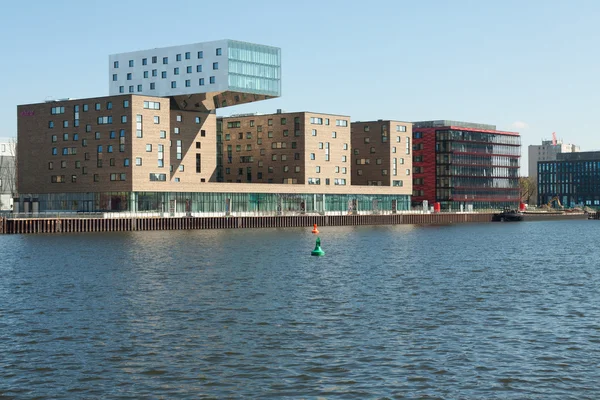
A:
[143,71,149,78]
[336,119,348,127]
[95,132,101,140]
[149,173,166,181]
[332,131,337,138]
[129,86,134,93]
[342,156,347,162]
[312,129,317,136]
[396,125,407,132]
[393,180,403,187]
[150,83,155,90]
[51,135,57,142]
[121,116,127,123]
[174,127,180,134]
[316,166,321,173]
[186,66,192,74]
[198,51,203,59]
[396,136,401,143]
[112,74,117,81]
[123,100,129,108]
[176,54,182,62]
[61,160,67,168]
[174,67,180,75]
[146,144,152,152]
[63,133,69,141]
[364,137,370,144]
[136,157,142,166]
[185,79,191,87]
[178,165,184,172]
[152,56,157,64]
[343,143,348,150]
[171,81,176,88]
[107,101,112,110]
[127,73,132,80]
[63,120,68,128]
[310,153,315,160]
[108,145,113,153]
[364,126,370,132]
[137,84,142,92]
[119,86,124,93]
[162,71,167,79]
[209,76,215,84]
[48,162,53,170]
[152,69,157,77]
[154,116,160,124]
[406,169,411,175]
[199,78,204,86]
[185,51,190,60]
[213,62,219,70]
[128,60,134,67]
[163,57,168,64]
[142,58,147,65]
[143,101,160,110]
[281,118,287,125]
[114,61,119,68]
[195,116,201,124]
[216,48,222,56]
[414,132,423,139]
[160,130,166,139]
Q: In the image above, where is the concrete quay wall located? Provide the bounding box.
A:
[0,213,495,235]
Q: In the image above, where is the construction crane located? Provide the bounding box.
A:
[552,132,557,145]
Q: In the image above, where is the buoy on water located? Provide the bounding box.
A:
[311,237,325,256]
[311,223,319,234]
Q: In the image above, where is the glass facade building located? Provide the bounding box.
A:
[20,192,411,214]
[538,151,600,207]
[227,40,281,97]
[413,122,521,210]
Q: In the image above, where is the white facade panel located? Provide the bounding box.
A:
[108,39,282,99]
[109,40,230,97]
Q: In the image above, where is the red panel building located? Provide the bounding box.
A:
[412,121,521,210]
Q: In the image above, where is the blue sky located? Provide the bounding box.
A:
[2,0,599,175]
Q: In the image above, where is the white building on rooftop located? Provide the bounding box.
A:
[109,39,281,112]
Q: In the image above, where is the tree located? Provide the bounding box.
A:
[519,176,536,205]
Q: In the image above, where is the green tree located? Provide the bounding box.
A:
[519,176,536,205]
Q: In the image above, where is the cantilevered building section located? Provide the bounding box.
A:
[109,40,281,111]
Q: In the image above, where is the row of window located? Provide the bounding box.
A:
[116,63,218,82]
[356,168,410,176]
[114,49,222,69]
[226,117,350,129]
[51,173,127,183]
[117,77,216,93]
[361,125,407,132]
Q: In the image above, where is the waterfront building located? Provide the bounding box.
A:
[350,120,413,188]
[528,136,579,205]
[219,111,352,186]
[15,40,412,214]
[411,120,521,210]
[538,151,600,207]
[0,139,16,210]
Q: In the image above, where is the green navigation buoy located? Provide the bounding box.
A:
[311,237,325,256]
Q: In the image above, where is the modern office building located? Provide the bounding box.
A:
[0,139,16,210]
[538,151,600,207]
[528,135,579,204]
[350,120,413,188]
[109,40,281,112]
[219,111,352,186]
[411,120,521,210]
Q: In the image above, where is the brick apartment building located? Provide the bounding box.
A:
[14,40,413,213]
[219,112,352,186]
[350,120,413,188]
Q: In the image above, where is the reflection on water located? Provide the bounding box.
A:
[1,221,600,398]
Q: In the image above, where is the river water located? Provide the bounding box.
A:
[1,220,599,399]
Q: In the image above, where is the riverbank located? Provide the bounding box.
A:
[0,213,495,234]
[0,211,592,235]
